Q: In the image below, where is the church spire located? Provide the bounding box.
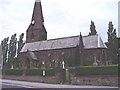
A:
[26,0,47,43]
[31,0,44,30]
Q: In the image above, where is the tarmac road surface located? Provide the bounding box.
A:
[0,79,119,90]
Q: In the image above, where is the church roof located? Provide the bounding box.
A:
[20,34,107,52]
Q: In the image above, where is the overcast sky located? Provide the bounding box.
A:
[0,0,119,43]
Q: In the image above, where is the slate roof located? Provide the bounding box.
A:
[20,34,107,52]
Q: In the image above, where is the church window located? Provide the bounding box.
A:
[31,33,34,39]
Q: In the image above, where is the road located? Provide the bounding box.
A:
[0,79,119,90]
[1,82,35,88]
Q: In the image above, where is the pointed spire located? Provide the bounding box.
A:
[26,0,47,43]
[35,0,41,2]
[31,0,45,30]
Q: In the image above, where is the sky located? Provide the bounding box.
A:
[0,0,119,43]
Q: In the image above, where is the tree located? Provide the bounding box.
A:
[17,33,24,57]
[0,44,2,64]
[88,21,97,35]
[106,21,118,64]
[1,37,9,67]
[8,34,17,68]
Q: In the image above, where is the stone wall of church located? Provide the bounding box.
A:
[83,48,107,65]
[19,47,107,68]
[19,47,79,69]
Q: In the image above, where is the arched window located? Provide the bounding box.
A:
[31,33,34,39]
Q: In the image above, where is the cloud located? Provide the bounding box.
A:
[0,0,118,42]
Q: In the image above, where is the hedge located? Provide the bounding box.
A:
[2,68,60,76]
[3,69,23,76]
[73,65,118,76]
[2,65,118,76]
[25,68,55,76]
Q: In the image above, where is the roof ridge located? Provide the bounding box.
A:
[26,34,100,44]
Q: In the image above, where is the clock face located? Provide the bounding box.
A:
[31,20,35,24]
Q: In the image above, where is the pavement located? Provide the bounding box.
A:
[0,79,119,89]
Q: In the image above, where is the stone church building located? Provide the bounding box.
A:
[19,0,107,69]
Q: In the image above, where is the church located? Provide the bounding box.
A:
[19,0,107,69]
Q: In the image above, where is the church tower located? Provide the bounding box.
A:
[26,0,47,43]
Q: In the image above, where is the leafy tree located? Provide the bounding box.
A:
[118,38,120,48]
[106,22,118,64]
[8,34,17,68]
[88,21,97,35]
[1,37,9,67]
[17,33,24,57]
[0,44,2,64]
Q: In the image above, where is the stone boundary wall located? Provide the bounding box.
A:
[69,74,118,86]
[2,75,118,86]
[2,72,64,84]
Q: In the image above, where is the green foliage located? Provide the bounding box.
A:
[88,21,97,36]
[1,33,24,69]
[106,21,118,64]
[3,68,66,78]
[3,68,56,76]
[74,65,118,76]
[3,69,23,76]
[17,33,24,57]
[8,34,17,68]
[1,37,9,66]
[67,53,75,67]
[25,68,43,76]
[12,58,20,68]
[118,38,120,48]
[83,58,93,66]
[0,45,2,64]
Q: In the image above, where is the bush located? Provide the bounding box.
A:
[46,69,55,76]
[3,68,63,76]
[25,68,43,76]
[83,58,93,66]
[3,69,23,76]
[74,65,118,76]
[25,68,56,76]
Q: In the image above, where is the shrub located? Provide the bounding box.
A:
[25,68,43,76]
[83,58,93,66]
[74,65,118,76]
[3,69,23,76]
[25,68,56,76]
[46,69,55,76]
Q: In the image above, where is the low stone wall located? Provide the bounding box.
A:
[2,72,64,84]
[2,68,118,86]
[2,75,118,86]
[70,74,118,86]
